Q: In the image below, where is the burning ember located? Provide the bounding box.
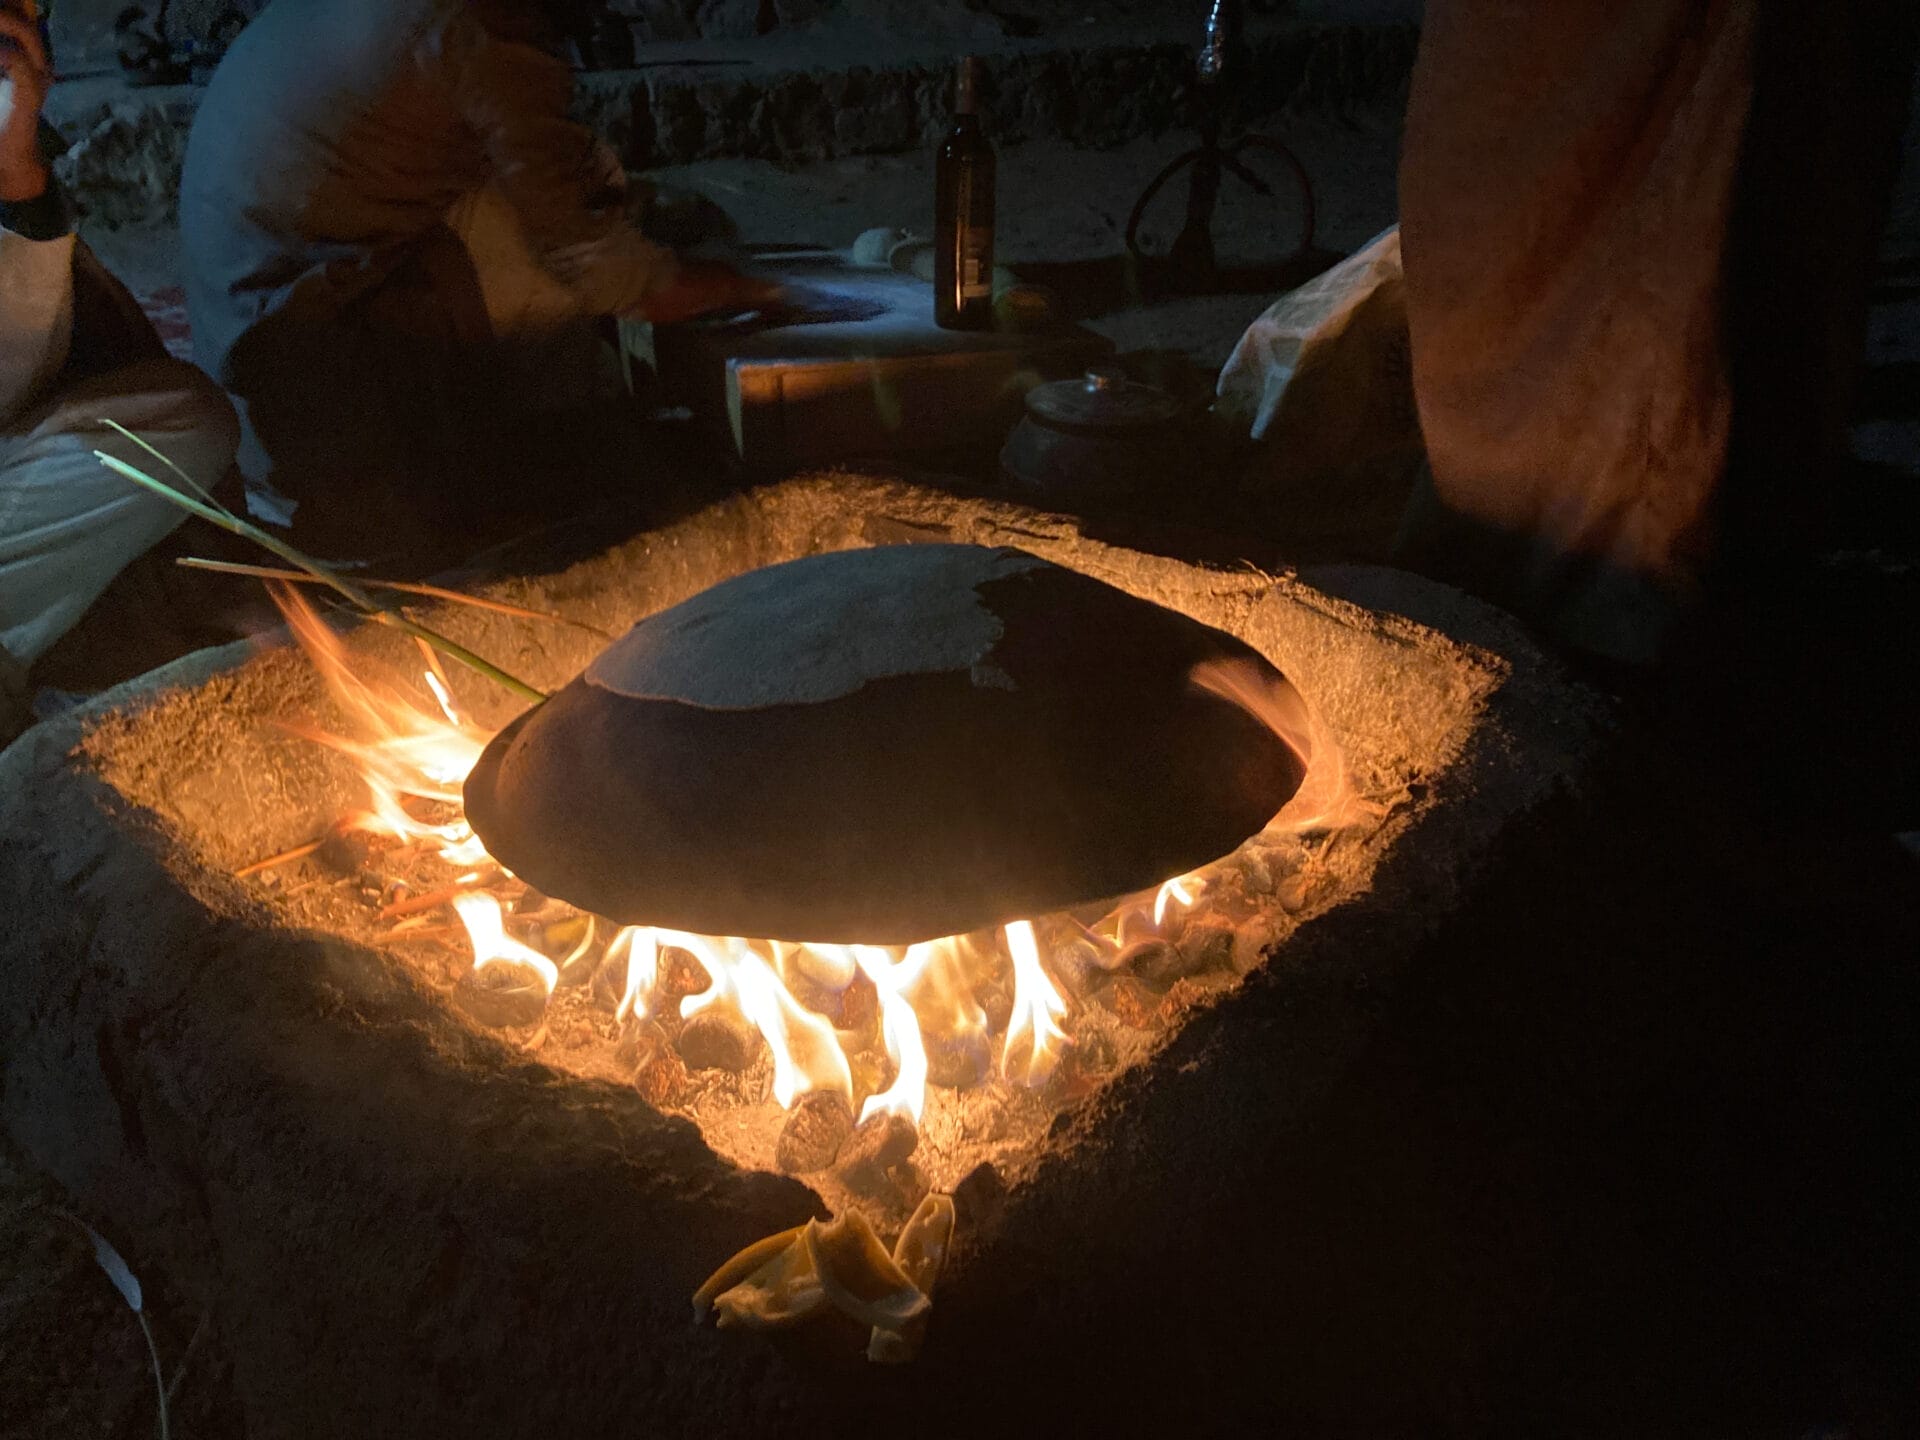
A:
[246,572,1371,1344]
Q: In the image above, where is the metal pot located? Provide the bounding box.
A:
[1000,368,1189,510]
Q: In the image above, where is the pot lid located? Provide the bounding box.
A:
[1023,369,1184,431]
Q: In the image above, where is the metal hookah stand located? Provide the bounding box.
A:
[1124,0,1317,290]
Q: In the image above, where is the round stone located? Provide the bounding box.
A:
[464,545,1305,944]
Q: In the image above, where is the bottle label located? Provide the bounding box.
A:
[961,227,992,299]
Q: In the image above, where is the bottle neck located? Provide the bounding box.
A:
[955,57,980,118]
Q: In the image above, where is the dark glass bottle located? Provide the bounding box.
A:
[934,57,996,331]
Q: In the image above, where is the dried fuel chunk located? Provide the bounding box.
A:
[465,546,1305,944]
[676,1010,759,1073]
[451,962,549,1030]
[775,1090,855,1175]
[835,1110,920,1206]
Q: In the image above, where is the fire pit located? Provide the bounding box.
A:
[0,475,1597,1436]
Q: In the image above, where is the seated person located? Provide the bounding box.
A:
[181,0,769,554]
[2,0,239,739]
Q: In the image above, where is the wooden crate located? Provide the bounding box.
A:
[631,255,1112,471]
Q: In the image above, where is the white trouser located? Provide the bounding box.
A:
[0,357,239,668]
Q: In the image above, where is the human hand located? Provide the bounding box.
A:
[638,260,785,325]
[581,137,627,209]
[0,0,51,202]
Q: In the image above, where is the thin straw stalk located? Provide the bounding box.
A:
[94,441,547,705]
[175,557,609,637]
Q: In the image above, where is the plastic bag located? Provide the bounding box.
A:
[1214,227,1423,552]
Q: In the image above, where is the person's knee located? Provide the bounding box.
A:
[166,358,244,463]
[124,356,241,448]
[52,356,244,483]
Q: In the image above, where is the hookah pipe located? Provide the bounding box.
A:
[1124,0,1316,289]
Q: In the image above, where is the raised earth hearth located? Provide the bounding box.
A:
[0,474,1597,1437]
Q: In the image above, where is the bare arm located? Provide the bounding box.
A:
[0,0,76,420]
[435,8,780,323]
[0,0,52,204]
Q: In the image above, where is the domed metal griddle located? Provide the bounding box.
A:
[463,545,1305,944]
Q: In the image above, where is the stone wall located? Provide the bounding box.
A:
[583,22,1417,167]
[48,0,269,67]
[49,0,1423,62]
[45,8,1418,224]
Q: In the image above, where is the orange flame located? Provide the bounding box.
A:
[898,934,988,1053]
[850,944,933,1125]
[273,586,492,866]
[666,932,853,1108]
[609,925,658,1022]
[1001,920,1070,1086]
[1153,874,1202,927]
[1190,656,1373,834]
[262,586,1343,1140]
[453,892,557,992]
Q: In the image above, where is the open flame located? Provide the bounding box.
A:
[267,588,1360,1145]
[685,934,855,1110]
[1001,921,1069,1086]
[1189,656,1374,835]
[1153,875,1199,926]
[609,926,658,1022]
[849,945,931,1124]
[454,891,559,993]
[274,584,493,867]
